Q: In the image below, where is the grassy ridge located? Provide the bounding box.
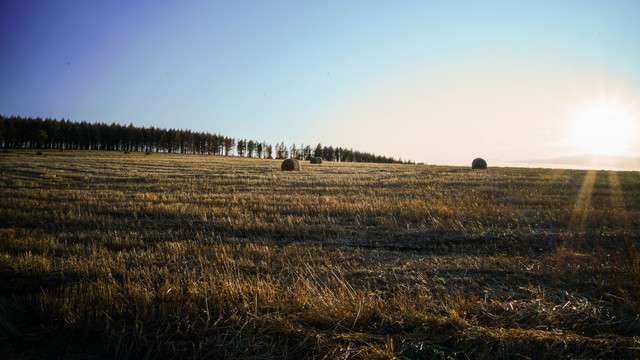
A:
[1,150,639,359]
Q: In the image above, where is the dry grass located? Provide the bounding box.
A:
[1,150,639,359]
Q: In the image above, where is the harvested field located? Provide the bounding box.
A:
[1,150,639,359]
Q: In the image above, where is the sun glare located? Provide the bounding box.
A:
[570,104,636,155]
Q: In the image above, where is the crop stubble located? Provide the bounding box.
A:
[1,150,639,359]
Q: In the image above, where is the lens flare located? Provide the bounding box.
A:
[570,104,636,155]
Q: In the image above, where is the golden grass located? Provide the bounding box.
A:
[1,150,639,359]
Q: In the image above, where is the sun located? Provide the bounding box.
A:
[570,104,637,155]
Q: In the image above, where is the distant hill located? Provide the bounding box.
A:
[515,153,640,171]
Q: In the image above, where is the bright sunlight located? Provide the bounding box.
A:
[570,104,637,155]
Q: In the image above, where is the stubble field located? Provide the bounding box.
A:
[1,150,640,359]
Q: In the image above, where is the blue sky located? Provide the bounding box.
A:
[2,1,640,168]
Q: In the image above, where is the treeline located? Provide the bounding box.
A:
[0,115,410,163]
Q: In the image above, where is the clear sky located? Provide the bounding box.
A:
[2,1,640,169]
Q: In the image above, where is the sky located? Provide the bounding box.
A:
[2,1,640,169]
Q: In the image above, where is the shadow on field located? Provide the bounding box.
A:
[0,269,82,297]
[0,270,108,360]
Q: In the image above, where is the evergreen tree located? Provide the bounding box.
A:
[236,139,245,157]
[266,144,273,159]
[256,142,263,158]
[247,140,255,158]
[304,145,312,160]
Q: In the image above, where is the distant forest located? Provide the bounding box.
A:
[0,115,410,163]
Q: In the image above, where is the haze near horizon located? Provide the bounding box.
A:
[2,1,640,170]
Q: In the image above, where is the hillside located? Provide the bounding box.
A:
[1,150,639,359]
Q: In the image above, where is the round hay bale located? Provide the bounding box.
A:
[36,151,43,156]
[472,158,487,169]
[310,156,323,164]
[281,158,300,171]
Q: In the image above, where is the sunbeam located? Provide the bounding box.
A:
[608,171,629,232]
[568,170,597,236]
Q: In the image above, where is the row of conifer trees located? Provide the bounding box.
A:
[0,115,409,163]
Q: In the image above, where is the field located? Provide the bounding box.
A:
[1,150,640,359]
